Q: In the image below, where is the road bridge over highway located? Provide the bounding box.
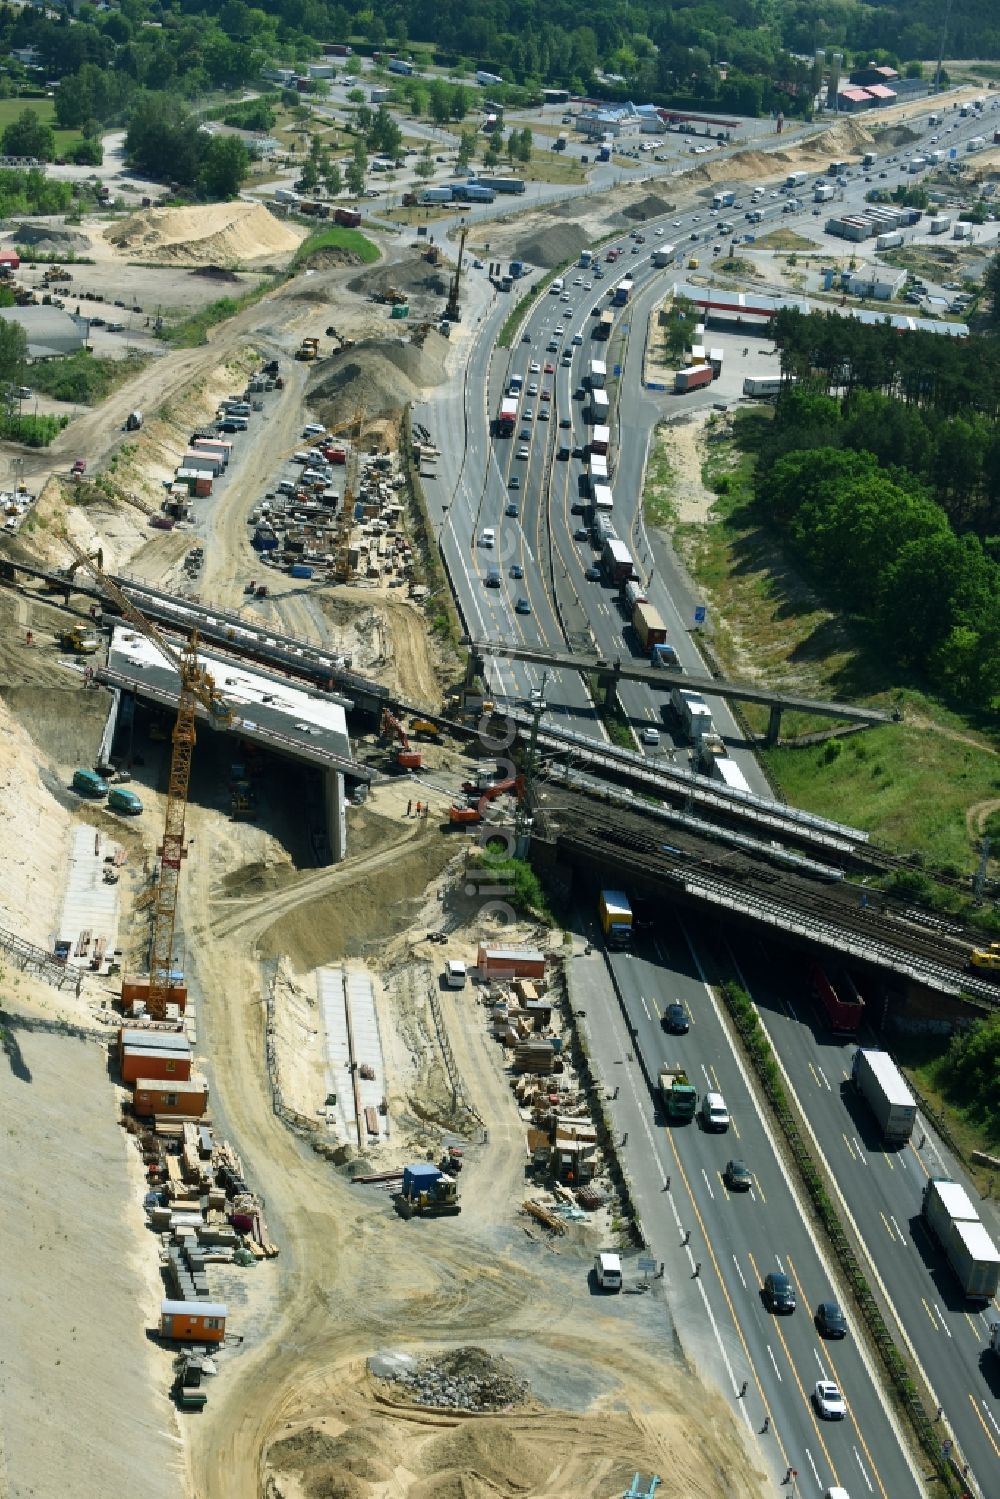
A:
[465,637,894,742]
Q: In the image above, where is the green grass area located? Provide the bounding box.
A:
[893,1033,1000,1192]
[0,97,83,153]
[512,150,585,185]
[752,229,818,251]
[671,413,1000,877]
[27,350,149,405]
[292,225,379,266]
[160,279,275,347]
[642,431,677,528]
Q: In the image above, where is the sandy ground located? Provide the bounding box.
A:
[103,202,304,267]
[0,1023,183,1499]
[659,414,716,526]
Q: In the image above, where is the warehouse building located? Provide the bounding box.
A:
[0,306,90,359]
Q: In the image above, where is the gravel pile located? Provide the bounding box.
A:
[380,1346,529,1410]
[515,221,587,268]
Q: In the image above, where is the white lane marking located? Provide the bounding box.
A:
[853,1446,874,1492]
[766,1344,782,1382]
[732,1254,747,1291]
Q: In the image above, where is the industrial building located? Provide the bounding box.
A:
[667,283,969,337]
[0,306,90,359]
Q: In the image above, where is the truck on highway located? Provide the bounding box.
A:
[624,579,647,613]
[633,601,667,651]
[713,759,750,794]
[922,1178,1000,1302]
[595,310,614,340]
[712,189,735,208]
[496,398,518,437]
[587,455,609,491]
[671,687,713,740]
[862,151,877,168]
[810,962,865,1035]
[675,365,713,394]
[785,170,809,189]
[651,245,676,267]
[851,1048,917,1144]
[602,538,634,583]
[659,1065,698,1122]
[588,358,607,389]
[989,1322,1000,1361]
[612,278,634,306]
[579,249,593,268]
[591,423,610,457]
[814,184,835,202]
[590,388,610,423]
[592,483,614,513]
[599,889,632,947]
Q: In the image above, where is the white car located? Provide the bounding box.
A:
[813,1381,847,1421]
[480,528,495,547]
[701,1092,730,1132]
[516,446,529,459]
[529,360,540,373]
[302,422,326,438]
[528,382,538,395]
[641,727,660,746]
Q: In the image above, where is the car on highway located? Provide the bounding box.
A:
[515,596,531,614]
[690,231,699,240]
[584,281,592,290]
[815,1301,847,1339]
[560,292,570,302]
[763,1271,796,1314]
[510,563,524,579]
[522,331,532,342]
[662,1001,690,1033]
[561,352,572,366]
[573,387,585,400]
[724,1159,752,1192]
[641,726,660,746]
[484,566,501,587]
[592,305,602,316]
[528,382,538,395]
[529,360,540,373]
[544,361,555,372]
[585,564,601,581]
[547,340,559,353]
[572,333,583,345]
[701,1092,729,1131]
[574,526,589,541]
[593,267,604,278]
[516,446,529,459]
[480,528,495,547]
[523,408,533,420]
[557,444,570,460]
[813,1381,847,1421]
[506,502,519,517]
[540,388,551,401]
[573,276,583,285]
[509,475,520,489]
[559,416,572,427]
[538,408,550,420]
[519,427,531,440]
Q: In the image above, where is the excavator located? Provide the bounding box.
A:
[448,772,523,825]
[381,709,421,770]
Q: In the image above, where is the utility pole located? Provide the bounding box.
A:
[973,837,991,904]
[933,0,954,95]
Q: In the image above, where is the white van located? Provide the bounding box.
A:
[594,1252,622,1291]
[445,959,467,988]
[550,277,564,294]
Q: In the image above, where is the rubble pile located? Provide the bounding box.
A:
[381,1346,529,1410]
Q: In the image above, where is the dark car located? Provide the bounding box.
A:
[764,1272,796,1314]
[509,475,520,489]
[663,1001,690,1034]
[815,1300,847,1339]
[557,445,571,460]
[217,420,241,433]
[585,565,601,581]
[573,386,586,400]
[574,527,589,541]
[510,563,524,579]
[559,416,572,428]
[724,1159,752,1192]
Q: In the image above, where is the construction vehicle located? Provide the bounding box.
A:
[172,1354,208,1410]
[659,1065,698,1122]
[969,942,1000,976]
[394,1163,461,1219]
[59,624,99,654]
[324,326,355,351]
[381,709,422,770]
[295,337,320,361]
[410,718,441,739]
[448,773,522,825]
[42,265,72,283]
[443,227,468,325]
[423,244,442,265]
[60,537,234,1020]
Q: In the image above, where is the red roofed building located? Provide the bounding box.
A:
[866,84,897,105]
[837,87,874,112]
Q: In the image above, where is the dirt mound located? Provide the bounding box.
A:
[349,251,447,301]
[270,1419,396,1498]
[809,118,876,155]
[103,202,302,266]
[515,221,588,267]
[622,192,674,221]
[877,124,921,147]
[309,332,449,427]
[417,1421,550,1492]
[11,222,89,255]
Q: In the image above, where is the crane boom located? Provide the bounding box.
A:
[61,537,233,1018]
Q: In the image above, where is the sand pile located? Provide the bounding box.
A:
[515,220,588,267]
[0,696,74,948]
[103,202,302,266]
[310,332,449,426]
[350,251,447,301]
[11,222,89,255]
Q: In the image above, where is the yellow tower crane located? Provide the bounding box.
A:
[61,538,233,1019]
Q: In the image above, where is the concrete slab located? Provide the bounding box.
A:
[57,824,123,970]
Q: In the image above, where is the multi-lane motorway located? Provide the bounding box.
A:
[420,104,1000,1497]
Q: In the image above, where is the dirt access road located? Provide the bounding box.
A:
[177,787,766,1499]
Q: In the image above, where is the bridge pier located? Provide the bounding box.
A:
[324,770,347,863]
[598,672,621,717]
[765,703,782,746]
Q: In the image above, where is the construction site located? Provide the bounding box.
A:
[0,178,791,1499]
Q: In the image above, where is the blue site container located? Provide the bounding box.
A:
[289,563,313,579]
[402,1163,441,1197]
[253,528,278,551]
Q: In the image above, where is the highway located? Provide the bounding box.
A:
[414,98,1000,1496]
[571,909,924,1498]
[730,936,1000,1489]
